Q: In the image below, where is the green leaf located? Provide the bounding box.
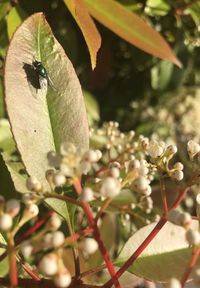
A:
[116,220,198,282]
[6,6,27,39]
[0,233,8,277]
[83,0,182,67]
[83,90,100,125]
[64,0,101,69]
[186,2,200,26]
[151,60,173,91]
[5,13,89,189]
[0,120,76,228]
[0,0,11,22]
[0,19,9,57]
[145,0,170,16]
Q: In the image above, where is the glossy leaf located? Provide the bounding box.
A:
[83,0,181,67]
[64,0,101,69]
[5,13,89,189]
[116,220,199,282]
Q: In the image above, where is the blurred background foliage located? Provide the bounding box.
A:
[0,0,200,196]
[0,0,200,133]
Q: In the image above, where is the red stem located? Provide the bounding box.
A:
[20,262,40,282]
[104,184,191,288]
[181,247,200,287]
[16,210,53,244]
[8,236,18,288]
[82,201,121,288]
[65,228,94,243]
[104,216,167,288]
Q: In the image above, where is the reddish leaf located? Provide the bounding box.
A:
[83,0,182,67]
[64,0,101,69]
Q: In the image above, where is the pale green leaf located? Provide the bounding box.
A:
[5,13,89,190]
[116,220,199,282]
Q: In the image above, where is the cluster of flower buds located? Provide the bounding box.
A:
[90,121,135,153]
[0,196,39,233]
[147,139,184,181]
[18,212,73,288]
[46,144,103,187]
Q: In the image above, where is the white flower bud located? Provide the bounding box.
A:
[143,185,152,196]
[178,212,191,226]
[166,278,181,288]
[20,240,33,258]
[77,161,91,175]
[171,170,184,181]
[187,140,200,158]
[185,229,200,245]
[100,177,121,198]
[110,167,120,178]
[80,187,94,202]
[128,159,140,170]
[22,193,35,205]
[26,176,42,192]
[173,162,184,171]
[6,199,20,217]
[166,144,177,156]
[42,233,53,248]
[138,165,149,176]
[53,172,66,187]
[132,177,149,193]
[148,140,164,158]
[95,150,102,161]
[60,163,72,177]
[39,253,58,276]
[54,270,71,288]
[128,130,135,139]
[83,150,99,163]
[24,204,39,218]
[47,151,61,167]
[51,231,65,248]
[47,214,62,230]
[81,238,98,255]
[0,213,12,231]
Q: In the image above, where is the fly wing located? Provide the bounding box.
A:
[39,75,48,95]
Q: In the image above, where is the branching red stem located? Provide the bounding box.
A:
[104,182,192,288]
[82,201,121,288]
